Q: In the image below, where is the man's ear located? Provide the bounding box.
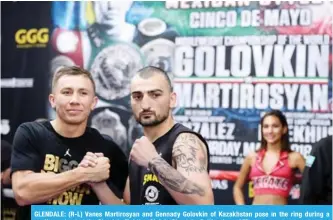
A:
[49,94,56,108]
[170,92,177,108]
[91,96,98,110]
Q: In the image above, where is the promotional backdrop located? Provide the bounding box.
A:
[1,2,51,145]
[2,1,333,205]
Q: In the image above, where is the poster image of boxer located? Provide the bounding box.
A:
[51,1,143,102]
[90,108,127,149]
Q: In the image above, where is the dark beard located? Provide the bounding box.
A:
[137,114,168,127]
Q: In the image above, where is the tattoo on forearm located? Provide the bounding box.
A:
[172,133,207,175]
[148,157,205,196]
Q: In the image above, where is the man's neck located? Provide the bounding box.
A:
[51,119,87,138]
[143,117,175,143]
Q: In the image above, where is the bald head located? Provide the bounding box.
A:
[134,66,173,92]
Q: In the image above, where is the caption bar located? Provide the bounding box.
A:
[32,205,332,219]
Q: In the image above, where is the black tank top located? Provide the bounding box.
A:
[129,123,210,205]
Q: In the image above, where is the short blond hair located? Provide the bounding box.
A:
[52,66,96,93]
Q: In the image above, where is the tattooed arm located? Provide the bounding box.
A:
[148,133,214,204]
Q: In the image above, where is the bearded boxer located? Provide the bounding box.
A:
[80,66,214,205]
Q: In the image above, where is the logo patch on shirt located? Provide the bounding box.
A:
[305,155,316,167]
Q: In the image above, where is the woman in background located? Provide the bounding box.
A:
[233,110,305,205]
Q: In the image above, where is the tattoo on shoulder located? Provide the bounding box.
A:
[172,133,208,175]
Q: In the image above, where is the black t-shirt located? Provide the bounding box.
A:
[129,123,210,205]
[11,121,128,219]
[299,135,332,205]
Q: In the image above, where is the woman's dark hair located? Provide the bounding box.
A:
[259,110,292,152]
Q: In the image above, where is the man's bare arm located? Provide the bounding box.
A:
[92,177,130,205]
[12,160,109,206]
[148,133,214,204]
[12,168,86,206]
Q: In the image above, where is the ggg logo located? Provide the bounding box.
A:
[15,28,49,48]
